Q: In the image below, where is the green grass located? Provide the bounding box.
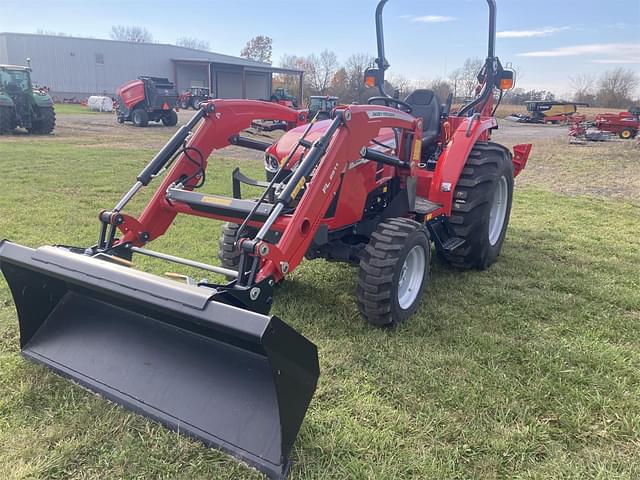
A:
[53,104,106,115]
[0,133,639,480]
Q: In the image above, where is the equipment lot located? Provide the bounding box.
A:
[0,109,638,479]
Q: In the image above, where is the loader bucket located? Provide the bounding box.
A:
[0,240,319,480]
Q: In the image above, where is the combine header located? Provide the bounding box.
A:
[0,1,530,478]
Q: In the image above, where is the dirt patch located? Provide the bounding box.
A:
[515,136,640,204]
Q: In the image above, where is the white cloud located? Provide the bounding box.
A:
[401,15,457,23]
[518,42,640,63]
[497,26,570,38]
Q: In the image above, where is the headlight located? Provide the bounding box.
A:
[264,153,279,173]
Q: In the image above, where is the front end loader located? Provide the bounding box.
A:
[1,1,531,478]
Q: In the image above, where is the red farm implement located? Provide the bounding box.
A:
[594,106,640,139]
[0,1,531,478]
[116,76,178,127]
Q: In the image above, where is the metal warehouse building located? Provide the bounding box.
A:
[0,32,303,100]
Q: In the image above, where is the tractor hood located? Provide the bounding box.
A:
[266,119,397,168]
[32,89,53,107]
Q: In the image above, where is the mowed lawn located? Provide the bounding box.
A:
[0,119,639,480]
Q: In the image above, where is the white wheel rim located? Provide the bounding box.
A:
[488,175,508,246]
[397,245,426,310]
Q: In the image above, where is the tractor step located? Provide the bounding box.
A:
[413,196,441,215]
[166,187,291,222]
[426,215,465,254]
[441,237,465,252]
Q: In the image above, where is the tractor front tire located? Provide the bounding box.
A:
[619,128,636,139]
[162,110,178,127]
[132,108,149,127]
[443,141,514,270]
[29,107,56,134]
[357,218,430,327]
[180,99,189,110]
[218,222,259,280]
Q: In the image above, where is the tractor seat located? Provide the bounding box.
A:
[405,89,442,145]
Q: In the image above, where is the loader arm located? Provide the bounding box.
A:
[115,100,307,247]
[113,101,421,287]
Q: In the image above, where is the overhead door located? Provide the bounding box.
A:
[246,73,270,100]
[216,71,242,99]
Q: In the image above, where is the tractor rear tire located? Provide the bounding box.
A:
[132,108,149,127]
[443,141,514,270]
[357,218,430,327]
[218,222,259,280]
[29,107,56,134]
[0,106,15,134]
[619,128,636,139]
[162,110,178,126]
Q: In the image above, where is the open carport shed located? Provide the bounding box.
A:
[173,58,303,102]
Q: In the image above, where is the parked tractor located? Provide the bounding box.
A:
[594,106,639,139]
[0,1,531,478]
[308,95,338,120]
[0,64,55,135]
[270,87,298,108]
[178,87,211,110]
[116,76,178,127]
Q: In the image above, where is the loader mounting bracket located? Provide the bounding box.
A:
[207,276,276,315]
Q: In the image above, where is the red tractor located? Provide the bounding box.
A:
[116,76,178,127]
[594,106,639,139]
[178,86,211,110]
[0,1,531,478]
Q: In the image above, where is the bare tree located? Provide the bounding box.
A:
[176,37,209,51]
[344,53,375,103]
[387,74,414,100]
[330,67,351,101]
[569,74,596,104]
[240,35,273,64]
[306,50,338,95]
[280,54,305,71]
[109,25,153,43]
[276,55,307,100]
[449,57,483,100]
[430,78,453,102]
[596,68,639,108]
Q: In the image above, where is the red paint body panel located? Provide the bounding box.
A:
[116,80,145,110]
[595,111,639,134]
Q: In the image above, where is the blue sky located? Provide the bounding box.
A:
[1,0,639,96]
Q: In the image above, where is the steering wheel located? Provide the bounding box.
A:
[367,96,413,113]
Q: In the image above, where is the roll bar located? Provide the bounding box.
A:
[372,0,498,115]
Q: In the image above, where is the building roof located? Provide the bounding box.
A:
[0,32,295,71]
[171,57,303,75]
[0,64,31,71]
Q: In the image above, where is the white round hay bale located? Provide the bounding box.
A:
[87,96,114,112]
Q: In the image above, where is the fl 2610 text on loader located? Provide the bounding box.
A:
[0,1,531,478]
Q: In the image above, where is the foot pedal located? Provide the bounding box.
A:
[441,237,465,252]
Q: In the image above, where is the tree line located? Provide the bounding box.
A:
[240,34,640,109]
